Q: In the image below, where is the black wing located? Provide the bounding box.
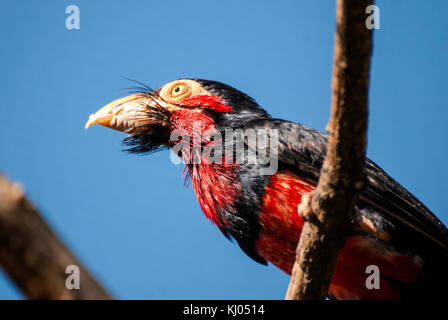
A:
[244,118,448,251]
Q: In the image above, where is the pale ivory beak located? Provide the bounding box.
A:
[85,94,154,132]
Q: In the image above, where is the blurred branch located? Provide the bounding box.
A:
[285,0,372,300]
[0,175,112,299]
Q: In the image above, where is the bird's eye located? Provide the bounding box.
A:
[160,80,195,102]
[171,84,185,97]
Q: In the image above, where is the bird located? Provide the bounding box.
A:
[85,78,448,299]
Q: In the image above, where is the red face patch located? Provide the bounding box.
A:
[180,95,233,113]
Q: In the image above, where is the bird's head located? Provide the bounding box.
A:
[85,79,270,154]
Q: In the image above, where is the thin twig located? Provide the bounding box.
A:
[285,0,373,300]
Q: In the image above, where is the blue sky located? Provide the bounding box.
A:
[0,1,447,299]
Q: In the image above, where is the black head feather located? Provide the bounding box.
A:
[193,79,272,129]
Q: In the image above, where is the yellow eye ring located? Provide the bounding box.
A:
[159,80,201,102]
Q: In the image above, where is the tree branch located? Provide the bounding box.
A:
[0,175,112,299]
[285,0,373,300]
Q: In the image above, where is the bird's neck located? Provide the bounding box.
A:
[170,110,241,230]
[187,162,240,230]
